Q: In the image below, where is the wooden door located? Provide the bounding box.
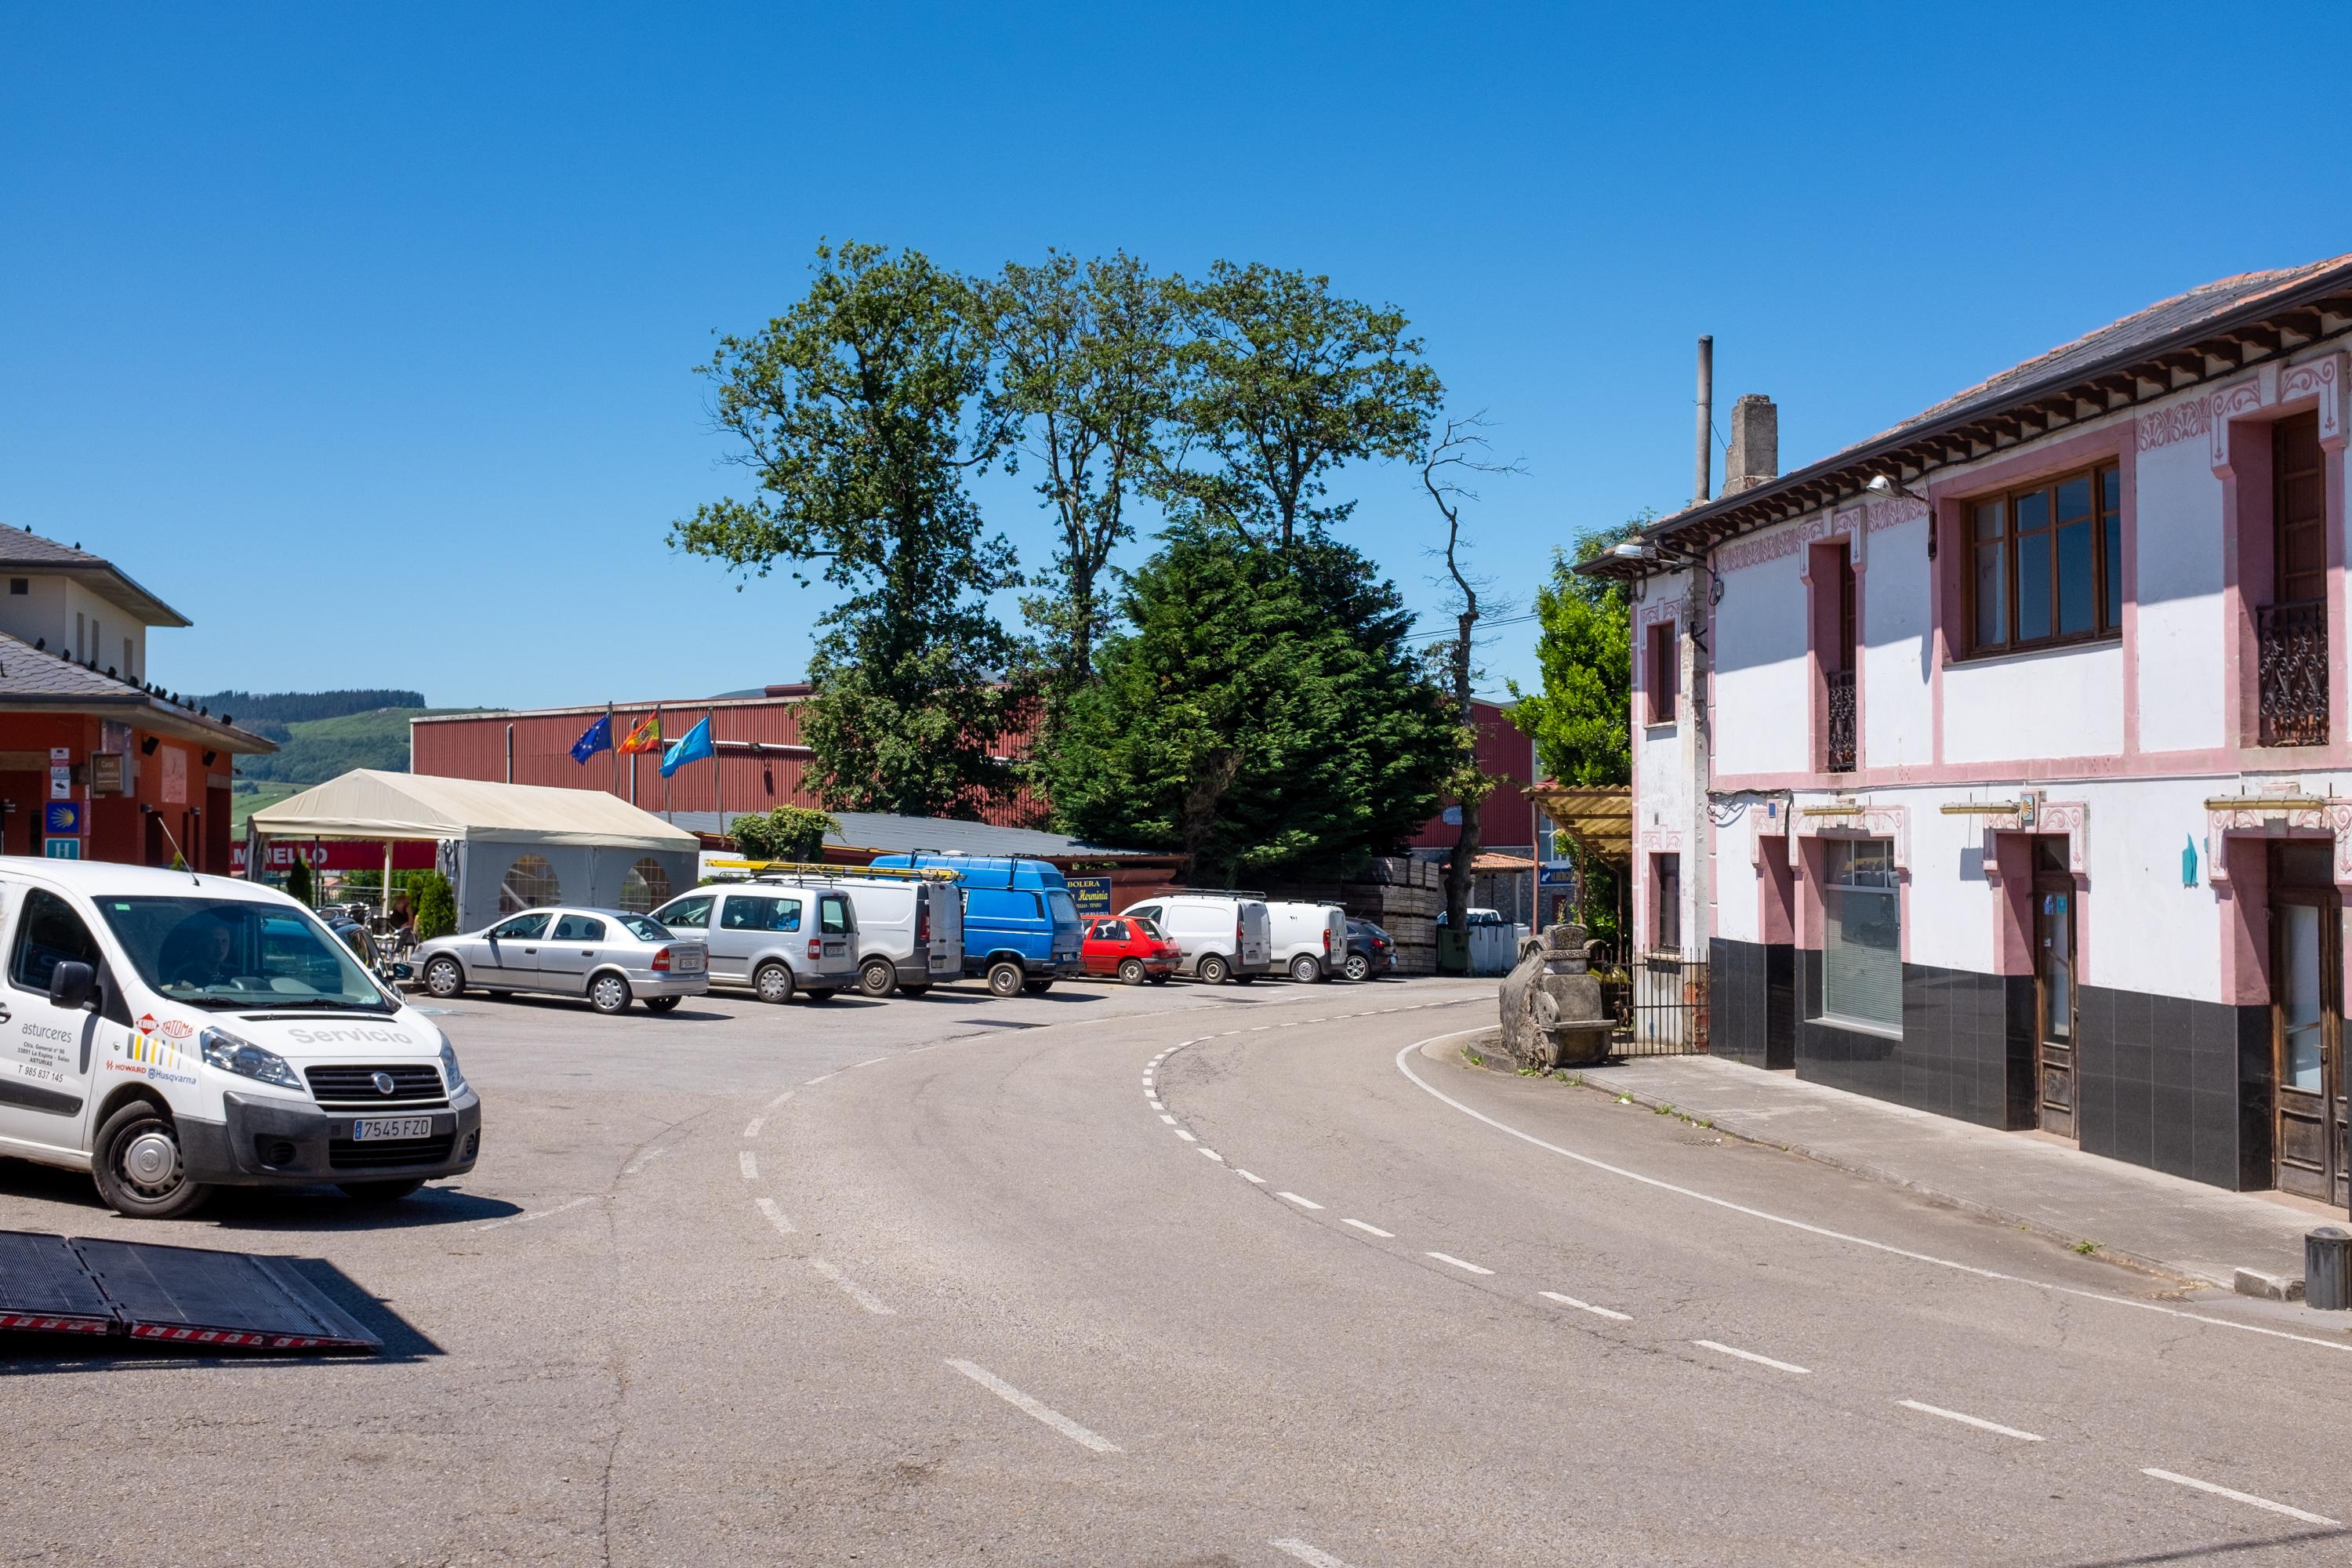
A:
[2034,872,2078,1139]
[2271,887,2343,1203]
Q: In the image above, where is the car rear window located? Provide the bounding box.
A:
[818,895,852,935]
[1046,890,1078,926]
[619,915,669,942]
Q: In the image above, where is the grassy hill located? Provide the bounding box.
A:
[234,706,474,789]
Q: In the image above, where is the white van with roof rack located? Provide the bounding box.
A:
[714,861,964,998]
[0,857,481,1219]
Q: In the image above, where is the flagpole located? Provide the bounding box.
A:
[659,703,669,824]
[608,702,618,799]
[711,709,722,833]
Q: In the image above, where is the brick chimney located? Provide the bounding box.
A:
[1721,394,1778,495]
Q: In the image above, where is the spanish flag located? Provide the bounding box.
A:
[617,713,662,754]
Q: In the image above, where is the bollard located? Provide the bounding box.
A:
[2308,1227,2352,1311]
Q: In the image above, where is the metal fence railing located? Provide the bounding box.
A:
[1613,948,1709,1056]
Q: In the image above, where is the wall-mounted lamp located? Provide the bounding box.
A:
[1865,474,1935,558]
[201,750,217,767]
[140,735,158,756]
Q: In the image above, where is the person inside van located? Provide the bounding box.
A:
[166,913,241,989]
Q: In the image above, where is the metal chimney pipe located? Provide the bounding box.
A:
[1693,335,1714,505]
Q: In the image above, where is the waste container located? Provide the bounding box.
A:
[2309,1227,2350,1311]
[1436,927,1469,975]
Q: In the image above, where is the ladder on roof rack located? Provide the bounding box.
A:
[706,858,960,881]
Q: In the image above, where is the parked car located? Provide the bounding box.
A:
[0,856,482,1217]
[1082,915,1180,985]
[1265,900,1348,982]
[754,871,962,998]
[869,854,1083,996]
[1343,919,1396,982]
[1436,907,1508,927]
[415,906,708,1015]
[647,884,857,1004]
[1117,894,1271,984]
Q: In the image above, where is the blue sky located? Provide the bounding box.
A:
[5,3,2347,711]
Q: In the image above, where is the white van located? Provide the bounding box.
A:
[649,883,859,1004]
[0,858,481,1218]
[1118,895,1271,984]
[1265,901,1348,982]
[756,873,961,998]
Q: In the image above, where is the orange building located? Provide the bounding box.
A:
[0,529,274,870]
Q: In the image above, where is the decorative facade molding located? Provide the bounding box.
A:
[1638,828,1684,855]
[1863,496,1928,532]
[2208,379,2267,474]
[1792,510,1862,583]
[2280,351,2345,451]
[2136,393,2210,452]
[1716,525,1803,575]
[1794,802,1908,871]
[2205,797,2352,884]
[1966,797,2090,876]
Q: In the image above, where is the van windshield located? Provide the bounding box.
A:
[96,896,395,1013]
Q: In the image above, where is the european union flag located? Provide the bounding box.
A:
[570,713,613,764]
[660,713,713,779]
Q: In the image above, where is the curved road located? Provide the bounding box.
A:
[2,977,2347,1565]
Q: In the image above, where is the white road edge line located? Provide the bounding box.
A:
[1394,1030,2352,1358]
[808,1258,895,1316]
[1539,1290,1631,1322]
[1160,1114,1178,1125]
[1693,1338,1810,1375]
[765,1088,797,1111]
[1428,1251,1494,1276]
[804,1073,835,1085]
[476,1195,596,1231]
[1276,1192,1323,1210]
[1896,1399,2042,1441]
[1270,1540,1354,1567]
[945,1359,1120,1454]
[2141,1468,2339,1526]
[738,1151,757,1180]
[1341,1218,1394,1238]
[754,1196,794,1236]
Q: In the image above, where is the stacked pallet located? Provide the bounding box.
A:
[1266,857,1444,975]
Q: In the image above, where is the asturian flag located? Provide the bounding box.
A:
[617,713,662,754]
[568,713,614,764]
[659,714,714,779]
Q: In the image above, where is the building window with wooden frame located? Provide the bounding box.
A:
[1966,463,2122,653]
[1650,853,1681,953]
[1645,621,1677,725]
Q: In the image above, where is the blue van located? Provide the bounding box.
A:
[866,855,1083,996]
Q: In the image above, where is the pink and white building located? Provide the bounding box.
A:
[1593,255,2352,1206]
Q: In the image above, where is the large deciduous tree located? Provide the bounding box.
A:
[1043,527,1457,884]
[1157,262,1443,550]
[989,251,1175,713]
[672,241,1023,818]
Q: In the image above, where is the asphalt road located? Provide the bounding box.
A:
[3,974,2349,1566]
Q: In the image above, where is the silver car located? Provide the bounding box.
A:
[412,906,709,1015]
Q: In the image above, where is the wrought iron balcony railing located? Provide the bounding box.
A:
[2257,597,2329,748]
[1825,668,1857,772]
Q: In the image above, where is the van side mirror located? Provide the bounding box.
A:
[49,960,96,1011]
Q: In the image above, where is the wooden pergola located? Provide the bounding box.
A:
[1530,782,1632,867]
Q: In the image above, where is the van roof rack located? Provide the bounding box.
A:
[1163,886,1268,898]
[707,858,959,882]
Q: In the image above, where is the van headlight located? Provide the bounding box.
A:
[199,1027,303,1090]
[439,1038,467,1094]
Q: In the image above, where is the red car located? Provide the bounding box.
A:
[1082,916,1180,985]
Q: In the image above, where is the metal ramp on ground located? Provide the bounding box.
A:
[0,1230,381,1353]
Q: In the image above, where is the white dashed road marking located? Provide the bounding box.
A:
[1270,1540,1355,1567]
[1200,1149,1224,1162]
[477,1195,596,1231]
[1539,1291,1631,1322]
[946,1359,1120,1453]
[765,1087,797,1111]
[739,1151,758,1180]
[1161,1114,1178,1125]
[2140,1468,2339,1526]
[1693,1339,1809,1375]
[1896,1400,2042,1441]
[1276,1192,1323,1210]
[1176,1130,1197,1142]
[742,1118,764,1139]
[1236,1170,1266,1185]
[1427,1251,1494,1276]
[808,1258,895,1316]
[754,1196,794,1236]
[1341,1218,1393,1239]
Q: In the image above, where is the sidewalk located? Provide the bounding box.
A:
[1573,1052,2334,1293]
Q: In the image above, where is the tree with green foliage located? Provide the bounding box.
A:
[673,241,1023,818]
[1509,517,1646,948]
[1042,527,1457,884]
[728,806,838,863]
[989,251,1176,713]
[284,855,313,907]
[412,871,456,940]
[1156,262,1443,550]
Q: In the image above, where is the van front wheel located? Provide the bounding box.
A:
[93,1102,211,1220]
[753,963,794,1005]
[986,961,1025,997]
